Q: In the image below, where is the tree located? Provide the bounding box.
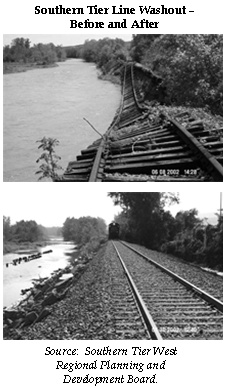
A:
[140,34,223,114]
[62,216,107,252]
[56,45,67,62]
[108,192,179,249]
[3,216,11,240]
[10,220,45,242]
[175,208,201,233]
[3,38,66,66]
[9,37,31,63]
[80,37,127,75]
[130,35,161,62]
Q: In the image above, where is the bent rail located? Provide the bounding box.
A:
[62,62,223,182]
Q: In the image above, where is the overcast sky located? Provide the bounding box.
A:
[3,34,133,47]
[2,188,222,227]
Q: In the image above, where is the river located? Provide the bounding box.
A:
[3,240,75,308]
[3,59,120,182]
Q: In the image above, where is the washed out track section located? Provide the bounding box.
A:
[62,62,223,182]
[113,241,223,340]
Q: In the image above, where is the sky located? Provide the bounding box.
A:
[2,188,222,227]
[3,34,133,47]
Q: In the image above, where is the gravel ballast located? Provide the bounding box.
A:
[3,241,223,340]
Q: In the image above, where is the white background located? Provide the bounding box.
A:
[1,1,226,387]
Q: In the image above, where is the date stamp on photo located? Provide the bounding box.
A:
[151,169,198,176]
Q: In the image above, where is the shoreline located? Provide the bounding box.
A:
[3,243,97,339]
[3,62,58,75]
[3,240,48,255]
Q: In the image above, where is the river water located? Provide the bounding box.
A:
[3,240,75,308]
[3,59,120,182]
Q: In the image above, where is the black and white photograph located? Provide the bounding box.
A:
[1,2,226,388]
[3,190,223,340]
[3,34,223,182]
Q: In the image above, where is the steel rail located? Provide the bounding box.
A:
[120,241,223,313]
[63,62,223,182]
[88,63,142,182]
[163,114,223,181]
[112,241,163,340]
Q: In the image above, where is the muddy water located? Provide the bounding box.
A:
[3,241,75,307]
[3,59,120,181]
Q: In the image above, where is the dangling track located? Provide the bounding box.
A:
[62,63,223,182]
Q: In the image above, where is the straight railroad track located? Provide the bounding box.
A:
[110,240,223,340]
[62,62,223,182]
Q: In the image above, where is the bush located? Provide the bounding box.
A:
[140,34,223,115]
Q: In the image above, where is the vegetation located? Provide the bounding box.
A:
[4,36,222,177]
[4,35,223,116]
[76,34,222,115]
[36,137,63,181]
[62,216,107,254]
[64,44,83,59]
[161,211,223,270]
[44,226,62,238]
[3,216,46,243]
[109,193,179,249]
[3,216,47,253]
[130,34,223,115]
[3,217,63,254]
[79,38,129,77]
[109,193,223,271]
[3,37,66,73]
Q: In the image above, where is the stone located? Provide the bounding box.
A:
[42,291,59,307]
[35,307,51,323]
[71,264,86,275]
[4,309,24,321]
[23,311,38,326]
[55,278,72,292]
[33,290,43,300]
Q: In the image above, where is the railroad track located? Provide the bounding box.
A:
[62,62,223,182]
[111,240,223,340]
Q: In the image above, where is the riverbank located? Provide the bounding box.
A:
[3,243,100,339]
[3,240,47,255]
[3,62,58,74]
[3,241,223,340]
[98,72,121,85]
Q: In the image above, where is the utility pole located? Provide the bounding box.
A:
[220,193,223,218]
[218,193,223,218]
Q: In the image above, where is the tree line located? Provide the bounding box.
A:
[3,215,107,251]
[3,216,62,246]
[3,216,46,244]
[4,35,222,115]
[3,37,66,65]
[109,193,223,271]
[130,34,223,115]
[62,216,107,253]
[65,37,129,77]
[74,34,222,115]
